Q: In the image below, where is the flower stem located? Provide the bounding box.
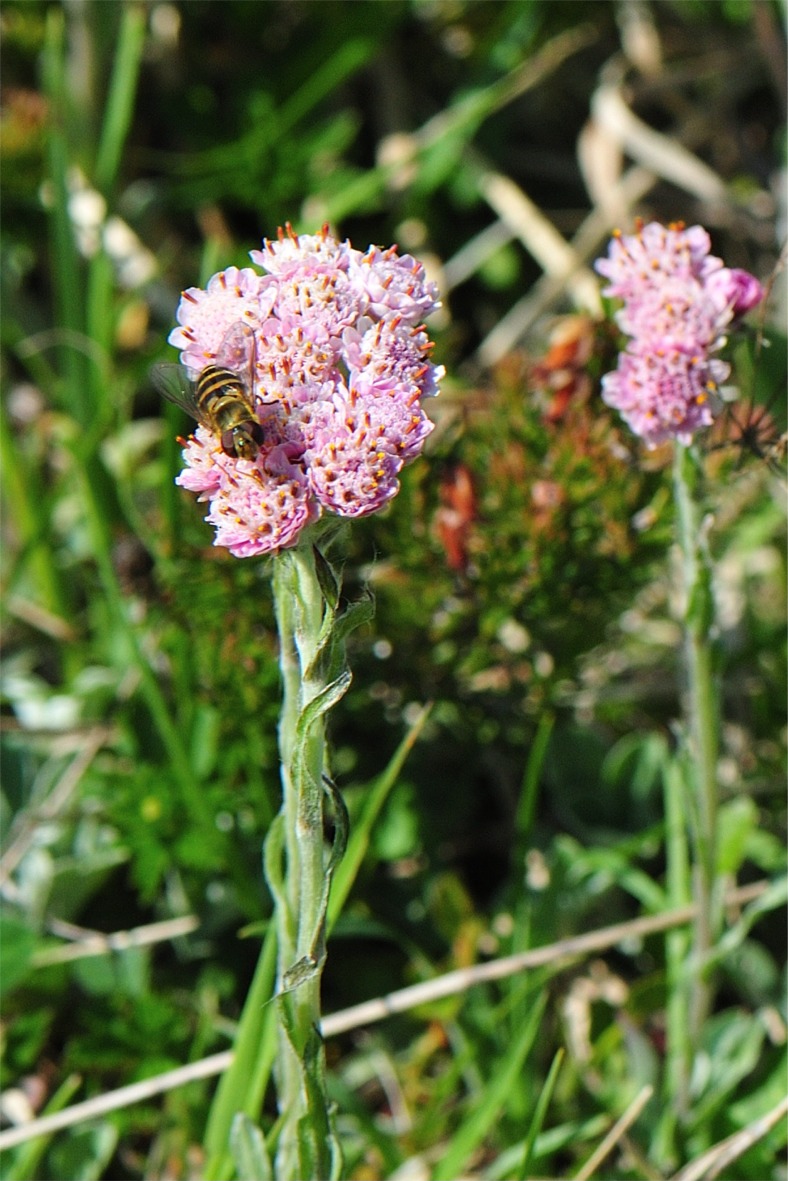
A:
[672,442,723,1100]
[269,544,341,1181]
[203,536,364,1178]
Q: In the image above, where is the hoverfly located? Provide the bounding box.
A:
[153,322,267,460]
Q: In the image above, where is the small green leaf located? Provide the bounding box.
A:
[281,954,321,993]
[49,1121,119,1181]
[717,796,758,875]
[333,592,375,645]
[188,704,220,779]
[689,1009,766,1126]
[263,813,291,934]
[323,775,349,872]
[0,914,37,996]
[230,1113,272,1181]
[294,671,353,747]
[313,544,339,611]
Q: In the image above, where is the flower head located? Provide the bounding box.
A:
[595,223,719,300]
[205,447,316,558]
[165,225,442,556]
[595,221,763,447]
[600,347,728,448]
[168,267,275,374]
[348,245,441,324]
[705,267,764,318]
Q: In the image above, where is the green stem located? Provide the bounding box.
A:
[204,540,361,1178]
[270,545,338,1181]
[660,757,692,1150]
[672,442,722,1076]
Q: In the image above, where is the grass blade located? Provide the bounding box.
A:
[202,927,278,1180]
[515,710,554,844]
[432,992,547,1181]
[42,8,89,421]
[517,1049,563,1180]
[327,702,432,929]
[94,6,146,193]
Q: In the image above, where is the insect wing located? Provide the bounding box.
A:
[215,321,256,385]
[151,362,203,423]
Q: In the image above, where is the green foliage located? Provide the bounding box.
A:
[0,915,37,997]
[229,1113,272,1181]
[1,1,785,1178]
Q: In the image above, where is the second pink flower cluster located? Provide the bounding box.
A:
[595,222,763,447]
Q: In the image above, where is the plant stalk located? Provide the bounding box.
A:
[269,545,339,1181]
[672,442,723,1091]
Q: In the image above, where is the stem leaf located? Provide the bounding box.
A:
[294,670,353,750]
[229,1114,272,1181]
[333,592,375,647]
[313,544,340,611]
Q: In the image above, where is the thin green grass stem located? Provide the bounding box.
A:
[3,1073,82,1181]
[672,442,723,1075]
[327,702,431,930]
[85,251,115,432]
[93,5,146,195]
[203,927,278,1181]
[515,710,554,847]
[43,9,89,424]
[518,1047,564,1181]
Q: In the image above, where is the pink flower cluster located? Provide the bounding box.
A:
[595,222,763,447]
[169,226,443,557]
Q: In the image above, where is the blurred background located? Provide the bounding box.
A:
[1,2,786,1178]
